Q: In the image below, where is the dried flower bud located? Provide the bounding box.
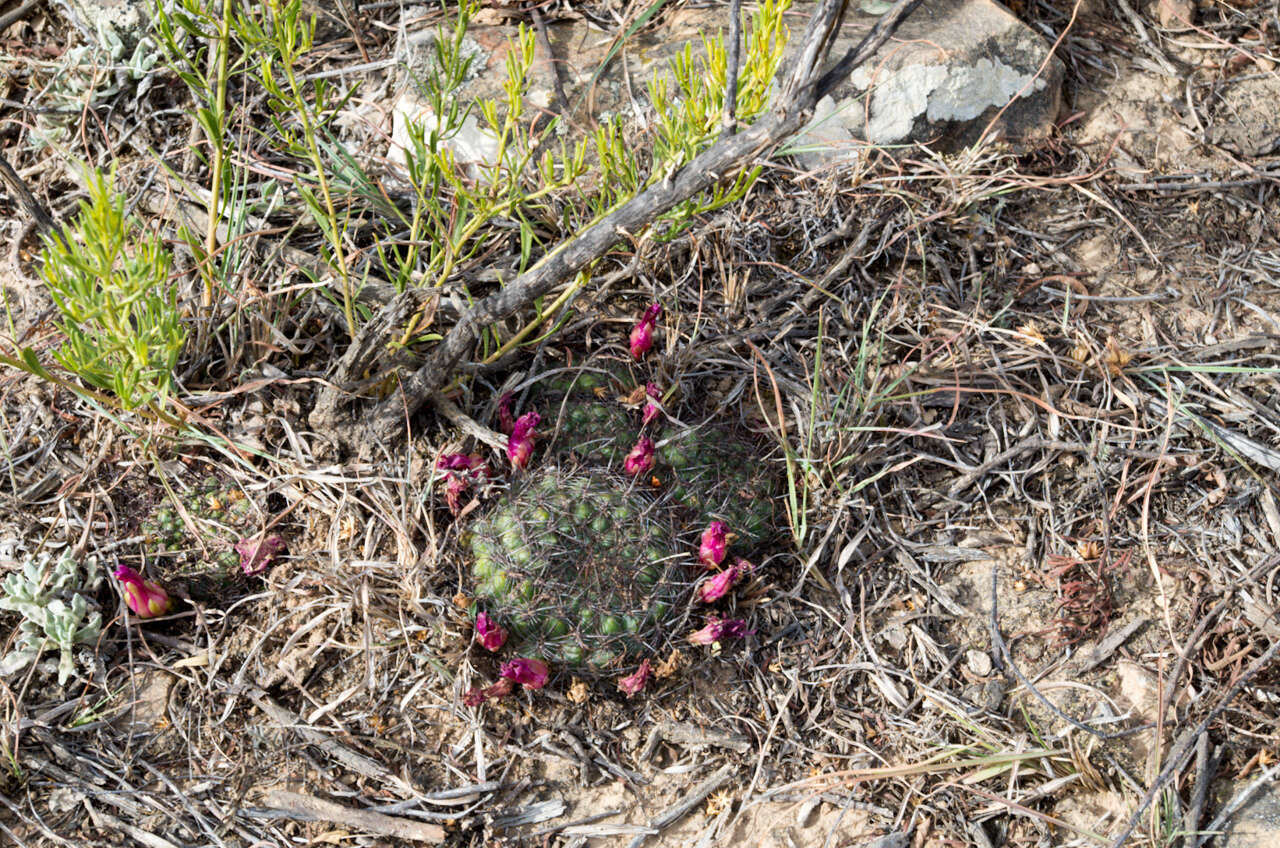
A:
[437,453,489,515]
[474,612,508,652]
[497,392,515,436]
[463,677,514,706]
[629,303,662,360]
[696,558,752,603]
[624,437,656,475]
[642,383,662,425]
[698,521,729,569]
[617,659,652,697]
[444,472,467,515]
[1102,338,1133,377]
[500,657,550,689]
[687,616,750,646]
[1016,322,1046,347]
[114,565,173,619]
[235,534,287,576]
[507,411,541,470]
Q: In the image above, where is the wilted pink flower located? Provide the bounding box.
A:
[507,411,541,470]
[463,677,514,706]
[235,534,287,576]
[687,616,751,646]
[437,453,489,515]
[696,558,752,603]
[698,521,729,569]
[500,657,550,689]
[624,437,656,475]
[642,383,662,425]
[437,452,483,471]
[629,303,662,360]
[443,473,468,515]
[617,659,652,697]
[114,565,173,619]
[474,612,508,652]
[497,392,515,436]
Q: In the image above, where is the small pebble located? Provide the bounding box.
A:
[966,649,993,677]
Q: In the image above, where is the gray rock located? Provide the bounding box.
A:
[1215,777,1280,848]
[384,0,1062,174]
[791,0,1064,169]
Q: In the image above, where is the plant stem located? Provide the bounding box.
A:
[201,0,233,311]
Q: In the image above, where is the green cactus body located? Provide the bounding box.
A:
[140,477,263,599]
[469,466,688,671]
[657,427,778,549]
[471,366,779,671]
[532,366,636,466]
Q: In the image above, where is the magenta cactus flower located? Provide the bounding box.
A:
[617,659,652,697]
[235,533,287,576]
[114,565,173,619]
[629,303,662,360]
[697,521,729,569]
[500,657,550,689]
[642,383,662,425]
[687,616,750,646]
[474,612,508,652]
[623,437,656,475]
[696,558,752,603]
[507,411,541,470]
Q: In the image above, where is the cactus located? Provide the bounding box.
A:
[527,368,778,547]
[468,466,687,671]
[657,426,777,548]
[469,367,779,673]
[139,476,265,598]
[0,552,103,685]
[533,367,637,467]
[142,476,256,561]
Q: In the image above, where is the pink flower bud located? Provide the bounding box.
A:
[629,303,662,360]
[642,383,662,425]
[696,558,752,603]
[507,411,541,470]
[617,659,652,697]
[437,453,483,471]
[623,437,656,475]
[497,393,515,436]
[697,521,729,569]
[500,657,550,689]
[511,411,539,441]
[474,612,508,652]
[235,534,287,576]
[687,616,750,646]
[114,565,173,619]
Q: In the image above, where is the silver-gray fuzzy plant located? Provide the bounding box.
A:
[0,552,104,685]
